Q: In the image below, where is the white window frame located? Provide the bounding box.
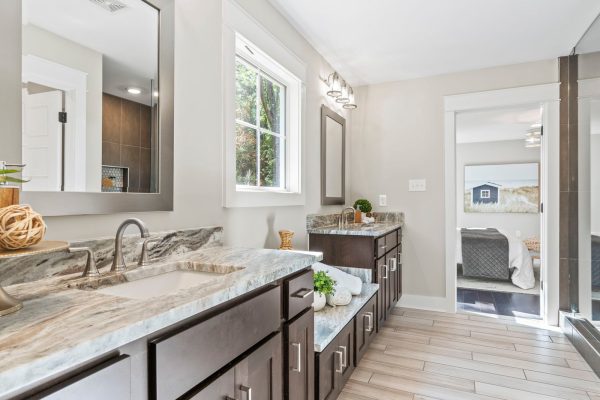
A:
[223,0,305,207]
[480,189,491,199]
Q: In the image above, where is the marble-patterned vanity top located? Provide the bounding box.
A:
[0,246,322,396]
[307,212,403,237]
[314,283,379,352]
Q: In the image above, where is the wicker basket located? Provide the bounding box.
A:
[524,237,540,252]
[0,204,46,250]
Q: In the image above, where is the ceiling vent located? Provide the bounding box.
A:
[88,0,127,13]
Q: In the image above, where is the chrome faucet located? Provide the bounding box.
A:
[110,218,150,273]
[339,207,355,229]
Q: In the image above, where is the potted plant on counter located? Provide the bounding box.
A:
[313,271,335,311]
[0,163,28,209]
[353,199,373,223]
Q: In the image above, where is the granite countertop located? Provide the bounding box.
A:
[314,283,379,352]
[0,247,322,396]
[307,222,403,237]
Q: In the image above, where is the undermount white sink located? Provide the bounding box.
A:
[95,270,224,300]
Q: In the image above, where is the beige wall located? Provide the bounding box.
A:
[22,24,103,191]
[41,0,350,250]
[350,60,558,299]
[456,140,541,240]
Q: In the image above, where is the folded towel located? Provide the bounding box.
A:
[312,262,363,295]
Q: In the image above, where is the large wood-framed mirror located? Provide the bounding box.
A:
[0,0,174,216]
[321,105,345,205]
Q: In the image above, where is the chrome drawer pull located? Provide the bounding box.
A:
[240,385,252,400]
[292,288,314,299]
[339,345,348,368]
[364,312,374,332]
[335,350,344,373]
[291,342,302,372]
[382,265,389,279]
[390,257,397,272]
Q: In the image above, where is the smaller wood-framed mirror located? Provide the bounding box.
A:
[321,105,346,205]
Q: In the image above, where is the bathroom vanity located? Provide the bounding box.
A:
[307,212,404,326]
[0,228,320,400]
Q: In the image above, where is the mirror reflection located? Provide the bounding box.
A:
[592,100,600,322]
[325,116,343,198]
[21,0,159,193]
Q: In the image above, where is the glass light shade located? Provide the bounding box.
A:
[326,73,342,97]
[336,82,349,103]
[343,87,357,109]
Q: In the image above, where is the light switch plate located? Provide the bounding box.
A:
[379,194,387,207]
[409,179,427,192]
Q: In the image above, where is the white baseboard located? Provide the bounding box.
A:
[396,295,451,313]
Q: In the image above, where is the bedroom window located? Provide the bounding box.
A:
[480,189,491,199]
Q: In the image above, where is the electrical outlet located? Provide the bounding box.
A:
[409,179,427,192]
[379,194,387,207]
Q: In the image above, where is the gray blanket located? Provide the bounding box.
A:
[461,228,510,281]
[593,235,600,289]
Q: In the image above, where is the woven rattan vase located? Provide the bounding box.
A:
[278,230,294,250]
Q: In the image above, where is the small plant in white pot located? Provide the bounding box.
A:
[313,271,335,311]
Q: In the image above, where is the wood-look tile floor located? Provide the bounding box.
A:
[339,308,600,400]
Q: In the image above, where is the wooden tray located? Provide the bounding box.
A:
[0,240,69,259]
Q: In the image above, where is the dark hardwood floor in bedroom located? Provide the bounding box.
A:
[457,288,540,318]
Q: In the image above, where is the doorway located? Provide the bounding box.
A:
[444,84,561,325]
[454,105,543,318]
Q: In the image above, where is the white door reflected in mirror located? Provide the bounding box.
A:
[325,117,343,198]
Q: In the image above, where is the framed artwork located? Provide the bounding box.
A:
[464,163,539,213]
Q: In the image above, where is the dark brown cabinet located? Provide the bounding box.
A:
[354,294,377,364]
[190,333,283,400]
[309,228,403,326]
[285,309,315,400]
[315,321,354,400]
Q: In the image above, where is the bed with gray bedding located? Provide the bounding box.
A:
[460,228,510,280]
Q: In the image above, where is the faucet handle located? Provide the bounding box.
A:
[138,237,161,267]
[69,247,100,278]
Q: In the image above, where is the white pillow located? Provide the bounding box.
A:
[326,287,352,307]
[312,262,363,295]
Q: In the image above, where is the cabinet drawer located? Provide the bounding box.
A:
[376,236,387,258]
[29,355,131,400]
[150,287,281,400]
[355,294,377,364]
[385,230,398,251]
[285,269,314,320]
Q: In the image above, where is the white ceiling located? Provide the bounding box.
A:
[270,0,600,86]
[456,105,541,144]
[23,0,158,104]
[578,15,600,54]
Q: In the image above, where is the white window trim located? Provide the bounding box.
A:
[223,0,306,208]
[480,189,491,199]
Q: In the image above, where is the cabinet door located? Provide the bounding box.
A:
[236,333,283,400]
[316,342,337,400]
[335,321,354,386]
[377,257,389,326]
[355,294,377,364]
[189,369,235,400]
[397,246,403,300]
[387,252,398,307]
[286,309,314,400]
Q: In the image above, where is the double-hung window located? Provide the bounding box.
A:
[235,55,286,189]
[226,33,302,206]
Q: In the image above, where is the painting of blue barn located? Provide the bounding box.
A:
[472,183,500,205]
[464,163,540,213]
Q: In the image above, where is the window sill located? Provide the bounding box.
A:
[225,186,305,208]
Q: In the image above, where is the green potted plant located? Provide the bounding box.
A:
[0,164,28,209]
[313,271,335,311]
[353,199,373,223]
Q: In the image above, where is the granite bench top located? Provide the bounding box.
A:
[0,247,322,397]
[314,283,379,352]
[307,222,403,237]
